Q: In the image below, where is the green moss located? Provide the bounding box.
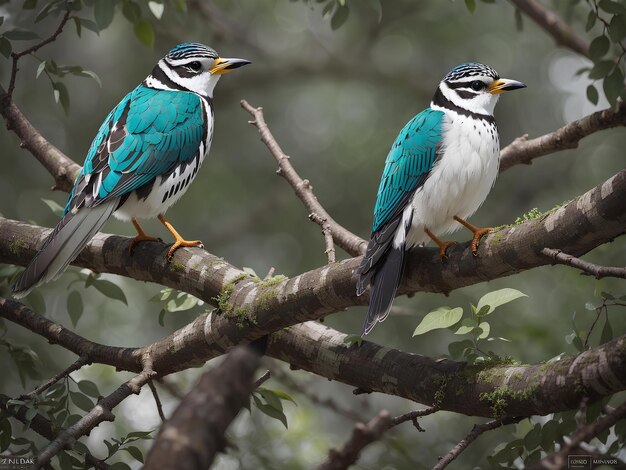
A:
[258,275,288,288]
[432,374,449,407]
[170,261,186,273]
[479,385,538,418]
[9,238,28,256]
[213,273,250,313]
[257,287,278,311]
[514,207,543,225]
[228,304,258,329]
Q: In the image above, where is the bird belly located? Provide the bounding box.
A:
[406,116,499,247]
[114,148,209,221]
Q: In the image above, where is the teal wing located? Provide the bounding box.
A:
[64,86,205,214]
[371,108,445,232]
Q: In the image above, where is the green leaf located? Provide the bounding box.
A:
[255,401,288,428]
[26,290,46,314]
[587,84,599,105]
[448,339,474,359]
[75,69,102,87]
[72,16,82,36]
[3,29,40,40]
[589,60,614,79]
[330,5,349,30]
[464,0,476,13]
[52,81,70,114]
[133,19,154,47]
[77,17,100,34]
[258,387,297,406]
[148,1,164,19]
[67,290,83,327]
[107,463,132,470]
[122,1,141,24]
[603,66,625,106]
[69,391,94,412]
[598,0,626,15]
[0,37,11,58]
[126,430,153,439]
[41,198,64,216]
[514,8,523,31]
[90,278,128,304]
[413,307,463,336]
[585,10,597,31]
[36,60,47,79]
[524,423,542,450]
[477,321,490,339]
[77,380,100,398]
[23,0,37,10]
[343,334,363,347]
[122,445,144,463]
[476,288,527,316]
[601,314,613,344]
[588,35,610,61]
[540,419,559,450]
[257,389,283,411]
[94,0,115,29]
[35,2,55,23]
[608,14,626,42]
[164,294,198,312]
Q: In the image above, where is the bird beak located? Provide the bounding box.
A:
[488,78,527,94]
[210,57,251,75]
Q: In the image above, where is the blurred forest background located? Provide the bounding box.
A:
[0,0,625,468]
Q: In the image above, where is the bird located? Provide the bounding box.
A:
[356,63,525,335]
[12,42,250,298]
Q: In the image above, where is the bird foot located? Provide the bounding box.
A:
[128,235,162,255]
[167,239,204,260]
[437,240,457,261]
[470,227,493,256]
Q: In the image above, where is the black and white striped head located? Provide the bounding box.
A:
[432,63,525,117]
[145,42,250,98]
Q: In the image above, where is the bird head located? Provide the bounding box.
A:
[433,63,526,116]
[151,42,250,98]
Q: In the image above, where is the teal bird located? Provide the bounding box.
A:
[12,43,249,297]
[357,63,525,335]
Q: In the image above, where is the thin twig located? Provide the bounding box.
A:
[253,370,271,389]
[310,213,337,263]
[240,99,366,257]
[148,380,166,422]
[391,406,440,432]
[508,0,590,58]
[6,6,72,99]
[542,248,626,280]
[432,417,522,470]
[19,355,90,400]
[316,411,392,470]
[500,100,626,172]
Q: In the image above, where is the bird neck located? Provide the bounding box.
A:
[430,82,497,123]
[143,60,219,100]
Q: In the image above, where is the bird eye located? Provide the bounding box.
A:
[470,80,485,91]
[188,61,202,71]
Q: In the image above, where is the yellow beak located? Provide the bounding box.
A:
[488,78,527,94]
[210,57,251,75]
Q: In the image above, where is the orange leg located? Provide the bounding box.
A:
[158,214,204,260]
[453,215,492,256]
[424,228,456,261]
[128,219,162,254]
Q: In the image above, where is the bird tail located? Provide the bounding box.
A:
[12,200,118,298]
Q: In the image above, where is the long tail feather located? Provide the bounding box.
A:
[12,200,118,298]
[360,244,405,336]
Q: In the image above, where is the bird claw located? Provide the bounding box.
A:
[166,240,204,260]
[128,235,163,255]
[438,241,456,261]
[471,227,493,256]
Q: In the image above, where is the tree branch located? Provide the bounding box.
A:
[508,0,590,58]
[433,417,522,470]
[316,411,392,470]
[240,99,367,257]
[144,346,260,469]
[499,100,626,172]
[542,248,626,279]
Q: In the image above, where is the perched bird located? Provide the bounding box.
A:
[356,63,525,335]
[12,42,250,298]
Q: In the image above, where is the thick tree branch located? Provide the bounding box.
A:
[144,346,260,469]
[508,0,590,58]
[499,100,626,172]
[240,99,367,257]
[0,84,81,192]
[542,248,626,279]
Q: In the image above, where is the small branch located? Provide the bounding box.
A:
[143,346,261,469]
[500,100,626,172]
[531,401,626,469]
[391,406,439,432]
[542,248,626,279]
[148,380,166,422]
[6,6,72,99]
[35,368,155,469]
[310,213,337,263]
[253,370,271,389]
[240,99,366,257]
[19,354,90,401]
[316,411,392,470]
[508,0,590,58]
[432,417,522,470]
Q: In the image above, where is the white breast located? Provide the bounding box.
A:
[114,96,214,221]
[403,112,500,248]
